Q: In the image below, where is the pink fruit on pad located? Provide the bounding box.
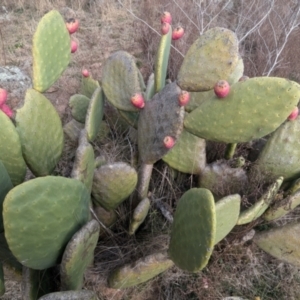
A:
[172,26,184,40]
[82,69,90,77]
[161,22,170,35]
[0,88,8,107]
[288,107,299,121]
[178,90,190,106]
[1,104,13,118]
[214,80,230,98]
[163,136,175,149]
[66,18,79,34]
[131,93,145,109]
[161,11,172,24]
[71,40,78,53]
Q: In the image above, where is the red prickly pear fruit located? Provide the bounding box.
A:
[161,22,170,35]
[1,104,13,118]
[172,26,184,40]
[161,11,172,24]
[163,136,175,149]
[71,40,78,53]
[66,18,79,34]
[82,69,90,77]
[214,80,230,98]
[0,88,8,107]
[288,107,299,121]
[178,90,190,106]
[131,93,145,109]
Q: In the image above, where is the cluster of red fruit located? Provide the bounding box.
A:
[160,11,184,40]
[66,18,79,53]
[0,88,13,118]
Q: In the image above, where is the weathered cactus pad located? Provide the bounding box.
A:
[155,24,172,92]
[85,87,104,142]
[32,10,70,92]
[254,116,300,182]
[129,197,151,235]
[69,94,90,123]
[168,188,216,272]
[39,290,97,300]
[60,220,100,290]
[0,111,26,186]
[0,161,13,232]
[3,176,90,270]
[237,177,283,225]
[63,119,84,143]
[264,189,300,221]
[15,89,64,177]
[254,221,300,267]
[71,132,95,192]
[215,194,241,244]
[108,252,174,289]
[138,82,185,164]
[92,162,138,210]
[162,129,206,174]
[102,51,142,112]
[177,27,239,92]
[184,77,300,143]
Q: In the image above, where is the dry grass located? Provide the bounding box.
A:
[1,1,300,300]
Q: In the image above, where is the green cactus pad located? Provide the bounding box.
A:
[0,111,26,186]
[102,51,142,112]
[92,162,137,210]
[60,220,100,290]
[162,129,206,174]
[108,252,174,289]
[215,194,241,244]
[0,161,13,232]
[138,69,146,92]
[92,204,117,228]
[264,190,300,221]
[254,221,300,267]
[155,25,172,92]
[118,109,139,129]
[80,76,100,98]
[237,177,283,225]
[228,57,244,85]
[129,197,150,235]
[38,290,97,300]
[3,176,90,270]
[168,188,216,272]
[85,87,104,142]
[254,116,300,182]
[138,82,185,164]
[71,132,95,193]
[32,10,70,92]
[185,90,214,113]
[184,77,300,143]
[22,267,54,299]
[69,94,90,123]
[199,160,248,199]
[15,89,64,176]
[177,27,239,92]
[145,73,155,101]
[63,119,84,143]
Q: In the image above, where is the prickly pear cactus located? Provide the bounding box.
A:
[108,252,174,289]
[168,188,216,272]
[101,51,143,112]
[138,82,185,164]
[15,89,64,177]
[184,77,300,143]
[177,27,239,92]
[3,176,90,270]
[92,162,138,210]
[69,94,90,123]
[80,75,100,98]
[0,111,26,186]
[32,10,70,92]
[60,220,100,291]
[63,119,85,143]
[254,221,300,267]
